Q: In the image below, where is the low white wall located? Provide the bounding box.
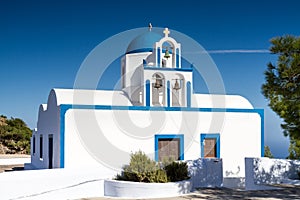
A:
[104,179,191,198]
[187,158,223,189]
[245,157,300,190]
[0,167,115,200]
[0,157,30,165]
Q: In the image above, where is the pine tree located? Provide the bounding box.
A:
[262,35,300,159]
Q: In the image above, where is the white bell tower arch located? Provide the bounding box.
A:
[154,28,181,69]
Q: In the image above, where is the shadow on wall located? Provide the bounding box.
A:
[253,158,300,185]
[187,158,223,190]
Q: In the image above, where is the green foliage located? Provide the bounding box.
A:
[264,146,274,158]
[116,151,189,183]
[116,150,168,183]
[288,138,300,159]
[164,161,189,182]
[0,115,31,154]
[262,35,300,159]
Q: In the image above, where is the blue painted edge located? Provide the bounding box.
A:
[157,47,160,66]
[154,134,184,161]
[59,104,264,167]
[127,48,153,54]
[176,48,179,68]
[167,81,170,107]
[59,105,71,168]
[145,80,150,106]
[144,66,192,72]
[259,109,265,157]
[187,81,191,107]
[200,133,220,158]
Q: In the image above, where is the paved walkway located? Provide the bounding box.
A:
[82,185,300,200]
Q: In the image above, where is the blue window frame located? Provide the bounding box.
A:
[155,134,184,161]
[200,134,220,158]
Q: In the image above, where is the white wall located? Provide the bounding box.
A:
[0,167,114,200]
[31,96,60,169]
[124,52,152,88]
[245,157,300,190]
[187,158,223,188]
[64,108,262,177]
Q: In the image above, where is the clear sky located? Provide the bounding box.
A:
[1,0,299,158]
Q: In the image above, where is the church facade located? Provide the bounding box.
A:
[27,27,264,179]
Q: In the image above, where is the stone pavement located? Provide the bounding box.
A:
[81,185,300,200]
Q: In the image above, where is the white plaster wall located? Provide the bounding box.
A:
[245,157,300,190]
[30,89,133,169]
[32,99,60,169]
[0,158,30,165]
[221,113,261,177]
[192,94,254,109]
[124,52,151,88]
[104,180,191,198]
[64,109,261,176]
[187,158,223,188]
[0,168,114,200]
[52,88,132,106]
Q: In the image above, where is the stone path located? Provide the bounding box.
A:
[81,185,300,200]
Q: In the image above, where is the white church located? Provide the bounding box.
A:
[27,26,264,180]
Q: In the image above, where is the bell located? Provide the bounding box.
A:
[154,78,162,89]
[164,49,170,59]
[173,79,181,90]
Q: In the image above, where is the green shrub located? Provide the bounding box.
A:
[116,150,168,183]
[164,161,190,182]
[116,151,190,183]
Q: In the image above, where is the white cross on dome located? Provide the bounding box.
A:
[163,28,170,37]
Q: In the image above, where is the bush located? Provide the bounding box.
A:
[164,161,190,182]
[116,150,168,183]
[116,150,189,183]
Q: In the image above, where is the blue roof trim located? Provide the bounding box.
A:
[127,48,153,54]
[60,104,263,114]
[126,48,173,54]
[58,104,264,167]
[144,66,193,72]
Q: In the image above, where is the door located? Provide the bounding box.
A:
[48,135,53,169]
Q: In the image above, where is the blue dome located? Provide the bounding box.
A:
[126,31,162,54]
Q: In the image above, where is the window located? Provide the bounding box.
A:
[152,73,165,106]
[200,134,220,158]
[155,135,184,162]
[40,135,43,159]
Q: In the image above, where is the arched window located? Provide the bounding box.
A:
[162,41,175,68]
[152,73,165,106]
[172,74,185,107]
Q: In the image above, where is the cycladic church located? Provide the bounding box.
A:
[27,25,264,180]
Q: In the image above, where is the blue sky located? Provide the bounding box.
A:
[1,0,299,158]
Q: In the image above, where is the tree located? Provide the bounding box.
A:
[262,35,300,159]
[264,145,274,158]
[0,115,32,154]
